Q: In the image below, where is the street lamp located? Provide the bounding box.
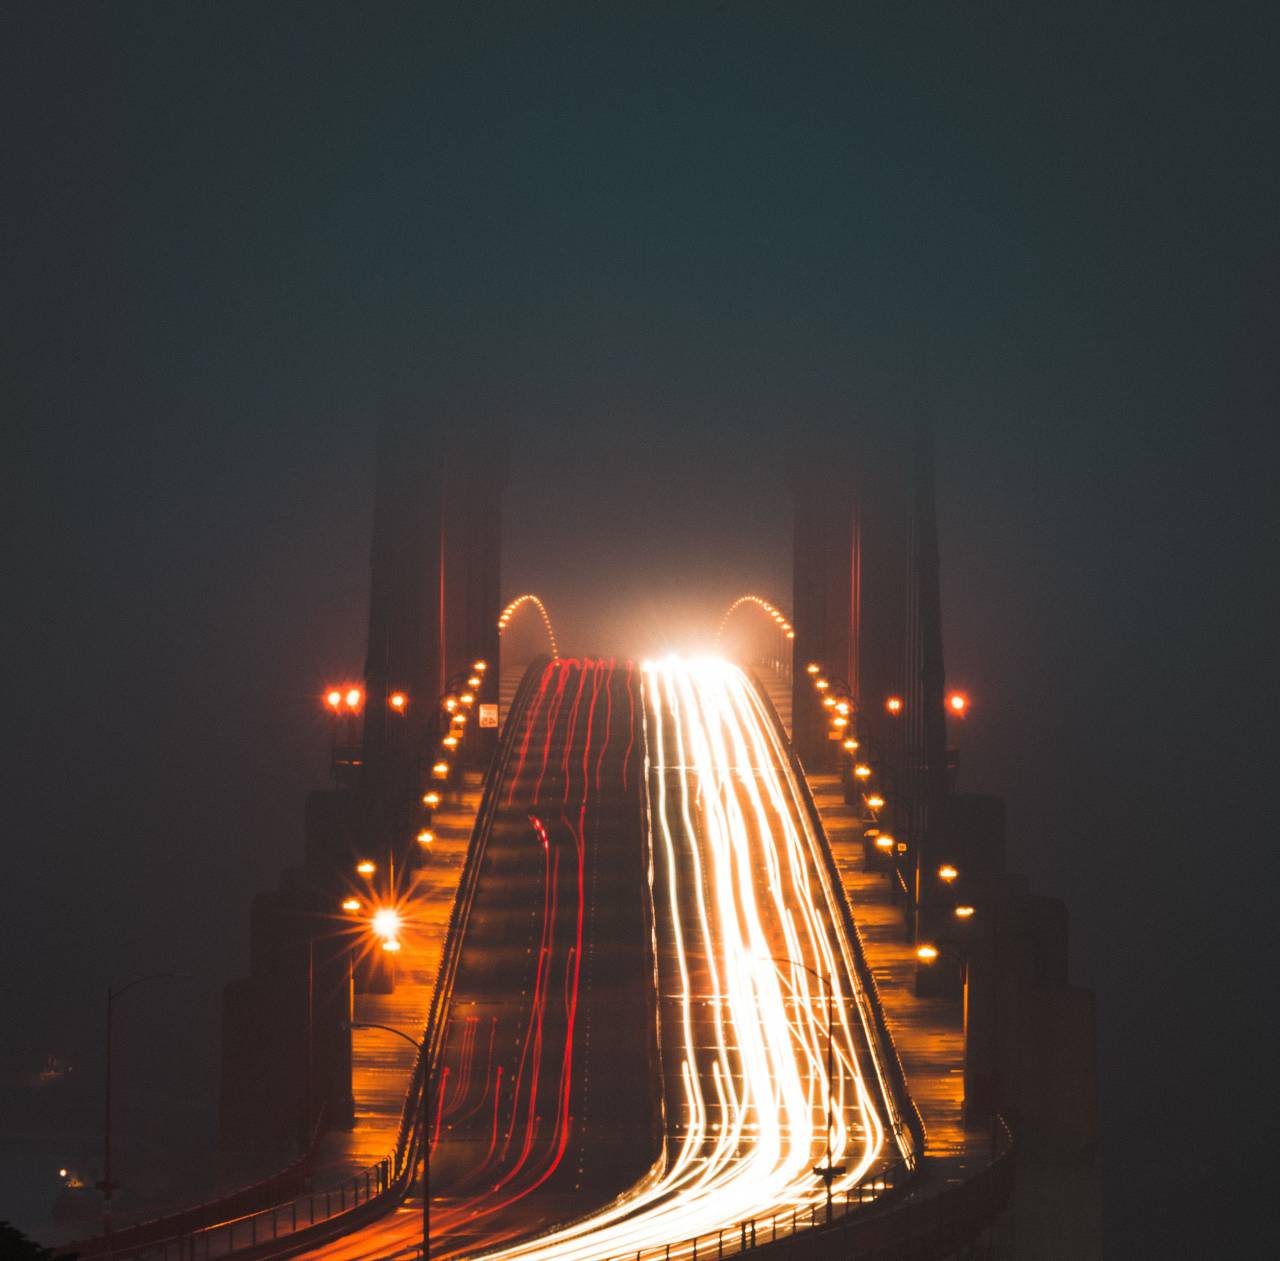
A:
[99,973,185,1242]
[347,1021,430,1257]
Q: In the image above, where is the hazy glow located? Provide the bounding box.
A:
[470,657,907,1261]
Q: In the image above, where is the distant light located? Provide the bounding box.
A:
[324,688,343,712]
[886,696,903,715]
[59,1167,68,1179]
[786,630,795,640]
[341,897,361,912]
[417,829,435,845]
[442,735,459,749]
[822,696,837,709]
[806,663,821,675]
[381,938,402,953]
[422,791,441,808]
[814,678,830,691]
[954,905,976,919]
[835,700,850,715]
[938,864,959,883]
[445,696,458,712]
[467,675,481,688]
[842,738,859,752]
[451,713,467,727]
[459,692,475,706]
[866,794,885,810]
[947,692,970,716]
[356,860,375,876]
[345,687,363,711]
[854,764,872,779]
[432,760,450,779]
[388,691,408,712]
[372,908,401,940]
[832,714,848,728]
[875,835,894,851]
[473,660,487,672]
[916,944,939,963]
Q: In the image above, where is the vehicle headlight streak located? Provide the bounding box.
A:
[472,658,908,1261]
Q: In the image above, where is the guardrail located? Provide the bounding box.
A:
[82,659,550,1261]
[749,668,927,1169]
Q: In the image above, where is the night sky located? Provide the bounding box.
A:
[4,5,1277,1256]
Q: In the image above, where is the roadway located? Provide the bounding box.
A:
[293,656,910,1260]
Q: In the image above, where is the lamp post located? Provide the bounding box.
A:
[99,973,185,1245]
[347,1021,429,1258]
[759,953,844,1223]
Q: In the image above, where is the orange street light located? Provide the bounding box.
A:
[372,908,401,940]
[381,938,402,953]
[341,898,361,913]
[822,695,837,709]
[866,794,885,810]
[431,761,450,780]
[834,700,850,715]
[421,791,441,808]
[814,678,830,691]
[356,860,376,876]
[947,692,970,716]
[417,829,435,846]
[854,764,872,780]
[466,675,481,689]
[938,864,959,883]
[388,691,408,712]
[832,715,848,729]
[444,697,458,713]
[324,688,343,712]
[460,692,475,706]
[842,738,859,752]
[344,687,363,711]
[442,735,459,749]
[885,696,903,715]
[874,835,894,851]
[954,905,976,919]
[916,944,939,963]
[806,663,821,675]
[473,660,487,672]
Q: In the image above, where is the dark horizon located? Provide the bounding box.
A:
[4,5,1278,1257]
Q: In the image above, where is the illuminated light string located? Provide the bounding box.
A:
[497,593,560,659]
[714,594,795,649]
[466,657,909,1261]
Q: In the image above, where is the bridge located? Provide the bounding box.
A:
[58,422,1096,1261]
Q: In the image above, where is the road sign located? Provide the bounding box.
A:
[479,703,498,728]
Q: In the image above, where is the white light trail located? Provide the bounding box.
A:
[470,657,909,1261]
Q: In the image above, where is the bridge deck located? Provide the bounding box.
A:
[808,772,995,1182]
[306,773,484,1189]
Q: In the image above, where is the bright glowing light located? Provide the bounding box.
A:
[866,794,885,810]
[832,714,848,728]
[473,659,487,672]
[874,835,894,851]
[422,791,441,808]
[938,864,959,883]
[460,692,475,706]
[947,692,970,716]
[954,905,976,919]
[842,738,859,752]
[371,908,401,940]
[885,696,903,715]
[854,763,872,779]
[442,734,459,749]
[445,696,458,712]
[815,677,830,691]
[356,860,375,876]
[341,897,361,912]
[822,695,837,709]
[344,687,363,710]
[431,760,450,779]
[381,938,401,953]
[59,1168,68,1178]
[806,662,821,675]
[324,688,343,711]
[388,691,408,711]
[417,829,435,845]
[916,945,939,963]
[467,675,481,688]
[835,700,850,716]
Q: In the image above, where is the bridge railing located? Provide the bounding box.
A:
[84,660,551,1261]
